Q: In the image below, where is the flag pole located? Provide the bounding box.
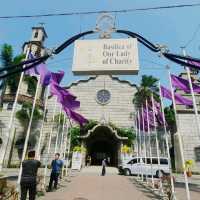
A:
[36,86,50,160]
[60,114,66,154]
[137,110,143,181]
[0,47,31,171]
[54,106,62,154]
[59,113,65,178]
[157,89,176,199]
[63,118,70,176]
[135,111,139,179]
[150,94,164,193]
[141,105,148,183]
[60,115,67,177]
[43,98,58,187]
[182,48,200,139]
[17,75,41,186]
[145,99,154,188]
[65,122,72,176]
[167,67,191,200]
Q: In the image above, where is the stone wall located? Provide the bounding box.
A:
[67,75,136,128]
[175,113,200,172]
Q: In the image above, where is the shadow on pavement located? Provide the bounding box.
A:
[128,178,160,200]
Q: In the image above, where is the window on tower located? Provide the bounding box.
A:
[34,31,38,38]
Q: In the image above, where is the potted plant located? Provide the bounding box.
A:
[185,160,194,177]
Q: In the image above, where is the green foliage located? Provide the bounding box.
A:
[16,102,43,133]
[164,106,176,130]
[82,119,98,132]
[24,75,37,96]
[69,126,81,148]
[0,44,13,66]
[54,113,65,126]
[73,146,86,152]
[0,44,25,93]
[133,75,159,108]
[109,122,135,146]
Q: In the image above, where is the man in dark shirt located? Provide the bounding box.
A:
[47,153,63,191]
[20,150,41,200]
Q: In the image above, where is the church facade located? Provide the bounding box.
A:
[41,75,137,166]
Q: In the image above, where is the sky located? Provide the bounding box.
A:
[0,0,200,95]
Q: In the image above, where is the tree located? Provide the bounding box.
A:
[164,106,176,132]
[16,102,43,134]
[133,75,159,108]
[15,102,43,158]
[0,44,25,94]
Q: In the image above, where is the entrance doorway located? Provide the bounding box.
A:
[83,125,123,167]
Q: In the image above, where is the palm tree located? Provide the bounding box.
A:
[0,44,25,96]
[133,75,159,108]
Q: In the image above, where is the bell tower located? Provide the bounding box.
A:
[23,25,48,57]
[2,25,48,110]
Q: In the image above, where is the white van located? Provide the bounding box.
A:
[118,157,170,177]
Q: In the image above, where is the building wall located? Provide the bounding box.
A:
[175,113,200,172]
[67,75,137,128]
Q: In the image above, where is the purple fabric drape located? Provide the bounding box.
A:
[50,83,80,110]
[63,107,88,126]
[171,74,200,93]
[50,82,87,125]
[50,71,65,85]
[25,52,37,76]
[25,52,52,86]
[136,110,154,132]
[60,94,80,111]
[161,85,193,106]
[25,53,88,125]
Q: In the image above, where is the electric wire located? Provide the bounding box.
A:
[0,3,200,19]
[183,23,200,48]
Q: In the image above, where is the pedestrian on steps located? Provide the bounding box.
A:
[47,153,63,191]
[20,150,41,200]
[101,158,107,176]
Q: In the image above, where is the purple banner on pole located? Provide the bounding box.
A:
[50,71,65,85]
[63,107,88,126]
[50,83,76,100]
[171,74,200,93]
[161,85,193,106]
[25,52,52,86]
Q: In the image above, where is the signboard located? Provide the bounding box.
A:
[71,152,82,170]
[72,38,139,75]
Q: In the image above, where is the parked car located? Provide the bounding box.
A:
[118,157,170,177]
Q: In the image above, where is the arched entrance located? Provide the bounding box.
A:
[80,124,128,167]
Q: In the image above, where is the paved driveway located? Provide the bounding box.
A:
[40,167,155,200]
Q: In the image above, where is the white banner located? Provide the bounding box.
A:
[71,152,82,170]
[72,38,139,75]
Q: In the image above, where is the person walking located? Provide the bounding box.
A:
[20,150,41,200]
[47,153,63,191]
[101,158,106,176]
